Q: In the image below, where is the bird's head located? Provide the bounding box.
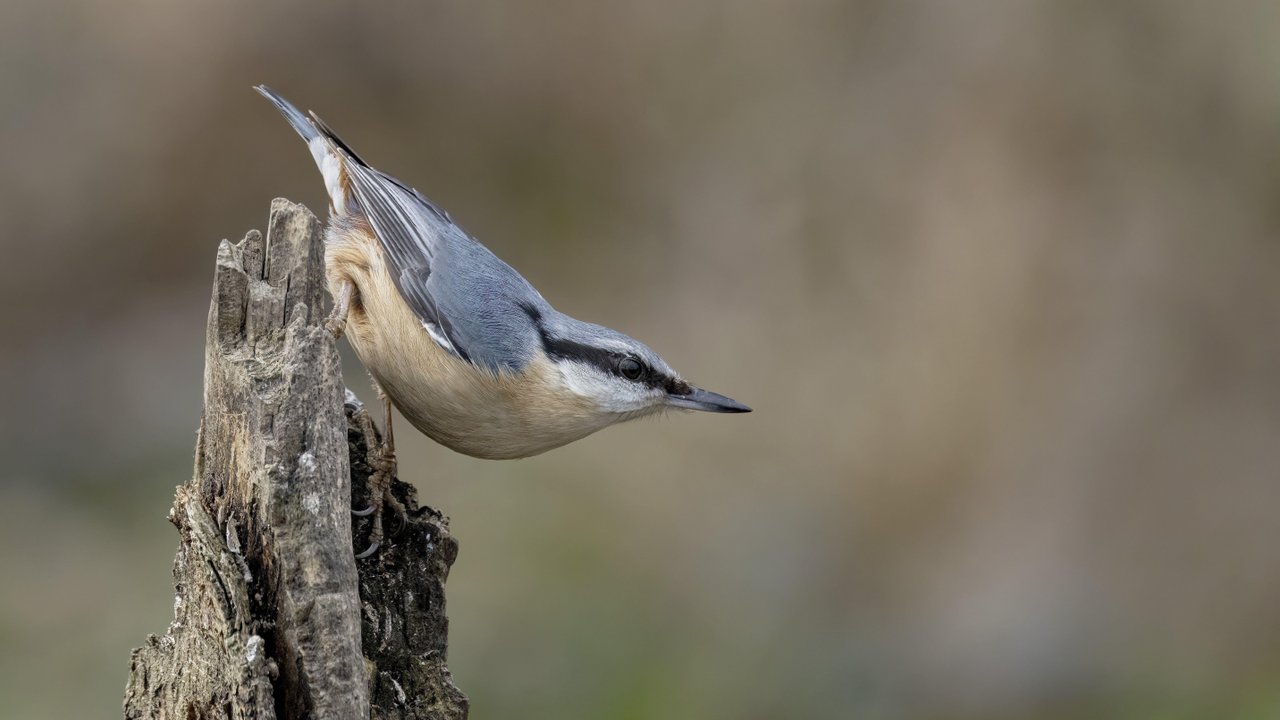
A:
[531,309,751,419]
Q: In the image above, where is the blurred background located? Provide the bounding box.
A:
[3,1,1280,718]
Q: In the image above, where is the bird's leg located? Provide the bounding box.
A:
[325,279,354,339]
[376,384,407,524]
[354,379,407,559]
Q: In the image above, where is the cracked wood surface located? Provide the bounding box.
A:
[124,199,467,720]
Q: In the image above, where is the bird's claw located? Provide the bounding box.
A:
[354,440,406,559]
[355,486,406,559]
[324,314,347,339]
[354,539,380,560]
[351,380,401,558]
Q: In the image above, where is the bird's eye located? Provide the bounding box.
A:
[617,357,645,381]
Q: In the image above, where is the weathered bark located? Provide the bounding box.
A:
[346,397,469,719]
[124,199,467,720]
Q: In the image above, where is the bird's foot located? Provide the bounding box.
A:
[326,280,353,339]
[350,380,402,558]
[353,429,406,559]
[324,313,347,339]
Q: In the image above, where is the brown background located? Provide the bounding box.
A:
[3,2,1279,718]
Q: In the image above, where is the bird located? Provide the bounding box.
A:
[255,86,750,555]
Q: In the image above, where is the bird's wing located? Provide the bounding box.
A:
[309,114,544,372]
[342,160,467,360]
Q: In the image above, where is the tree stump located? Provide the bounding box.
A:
[124,199,468,720]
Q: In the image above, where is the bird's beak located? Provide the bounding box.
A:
[666,387,752,413]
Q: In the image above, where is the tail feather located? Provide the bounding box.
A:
[254,85,318,144]
[255,85,352,213]
[307,109,368,166]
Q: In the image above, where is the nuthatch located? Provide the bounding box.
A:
[256,86,749,554]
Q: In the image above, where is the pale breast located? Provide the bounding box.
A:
[324,224,614,459]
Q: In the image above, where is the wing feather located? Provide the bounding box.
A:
[344,160,472,362]
[263,94,547,369]
[306,112,546,372]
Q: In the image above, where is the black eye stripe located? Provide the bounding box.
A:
[538,335,666,388]
[542,336,620,375]
[525,305,670,389]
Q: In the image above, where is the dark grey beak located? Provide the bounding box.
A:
[666,387,752,413]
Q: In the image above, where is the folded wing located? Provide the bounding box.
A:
[310,115,547,373]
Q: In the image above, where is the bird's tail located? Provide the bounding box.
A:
[254,85,318,144]
[255,85,354,213]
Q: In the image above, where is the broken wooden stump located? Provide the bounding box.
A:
[124,199,468,720]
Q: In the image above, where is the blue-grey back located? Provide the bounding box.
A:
[416,209,551,372]
[351,164,552,373]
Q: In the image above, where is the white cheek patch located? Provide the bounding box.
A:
[556,362,655,413]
